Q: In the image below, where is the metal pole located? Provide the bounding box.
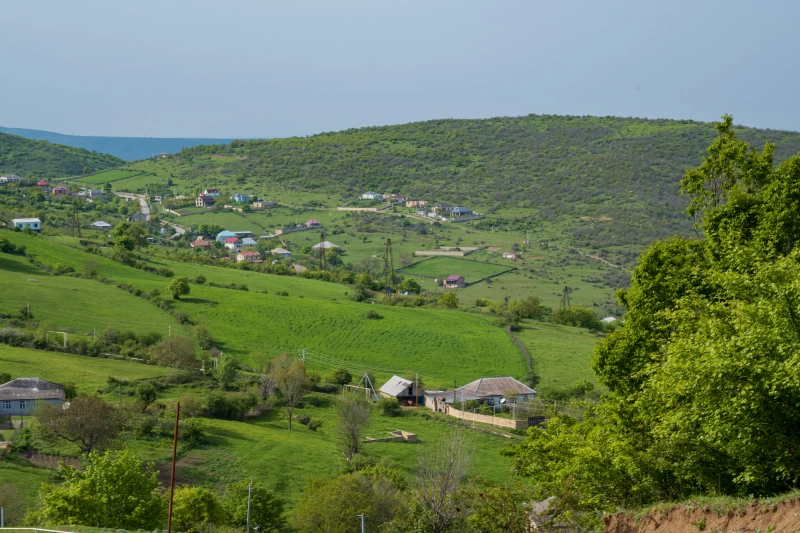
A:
[2,506,4,528]
[357,513,366,533]
[167,401,181,533]
[246,478,253,533]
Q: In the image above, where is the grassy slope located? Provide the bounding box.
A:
[399,256,510,281]
[512,322,601,388]
[0,346,174,395]
[0,252,183,336]
[0,132,124,179]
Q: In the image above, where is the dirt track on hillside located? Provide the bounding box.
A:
[606,498,800,532]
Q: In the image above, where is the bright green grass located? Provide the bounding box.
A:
[75,168,145,184]
[0,458,60,518]
[0,346,174,394]
[0,252,183,336]
[400,256,511,282]
[512,321,601,388]
[170,286,525,387]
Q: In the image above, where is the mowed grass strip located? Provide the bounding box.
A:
[401,256,511,281]
[0,346,174,393]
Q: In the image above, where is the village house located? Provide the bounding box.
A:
[127,212,148,223]
[312,240,340,250]
[379,375,421,406]
[431,203,454,214]
[443,275,466,288]
[11,218,41,231]
[52,185,70,196]
[88,189,103,199]
[231,193,252,203]
[240,237,258,248]
[305,219,321,229]
[271,247,292,258]
[502,252,520,260]
[224,237,243,252]
[202,188,221,197]
[251,200,277,209]
[91,220,112,230]
[424,376,536,410]
[215,230,237,242]
[37,180,49,190]
[449,206,473,216]
[236,250,262,262]
[406,200,428,208]
[361,191,381,200]
[190,238,212,248]
[196,195,216,208]
[0,174,22,184]
[0,378,65,416]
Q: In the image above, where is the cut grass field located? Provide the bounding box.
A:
[73,167,147,184]
[399,256,511,281]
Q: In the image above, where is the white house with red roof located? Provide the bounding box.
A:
[202,188,221,197]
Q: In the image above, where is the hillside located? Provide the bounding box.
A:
[0,131,124,178]
[159,115,800,251]
[0,126,234,161]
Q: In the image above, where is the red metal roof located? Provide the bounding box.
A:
[225,237,240,243]
[446,275,464,281]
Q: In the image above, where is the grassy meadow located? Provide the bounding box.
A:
[399,256,511,282]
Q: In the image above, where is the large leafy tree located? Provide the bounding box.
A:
[28,450,163,529]
[223,480,285,532]
[506,116,800,523]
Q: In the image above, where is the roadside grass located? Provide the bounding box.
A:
[513,321,601,388]
[0,345,175,393]
[0,457,60,513]
[399,256,511,281]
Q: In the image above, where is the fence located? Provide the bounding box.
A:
[444,406,530,430]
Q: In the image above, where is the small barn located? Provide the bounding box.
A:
[443,275,465,288]
[11,218,41,231]
[379,376,420,405]
[0,378,65,416]
[271,247,292,258]
[91,220,112,230]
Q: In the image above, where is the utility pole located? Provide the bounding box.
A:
[357,513,366,533]
[167,402,181,533]
[415,373,419,408]
[246,478,253,533]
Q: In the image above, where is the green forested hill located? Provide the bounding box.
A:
[174,115,800,248]
[0,132,124,179]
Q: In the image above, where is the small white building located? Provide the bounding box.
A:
[601,317,617,324]
[0,174,23,184]
[91,220,112,230]
[11,218,41,231]
[361,192,381,200]
[312,241,340,250]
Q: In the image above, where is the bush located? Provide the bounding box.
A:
[306,418,324,431]
[366,310,383,320]
[329,368,353,386]
[378,397,401,417]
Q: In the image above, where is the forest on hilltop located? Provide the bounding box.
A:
[177,115,800,248]
[0,132,124,179]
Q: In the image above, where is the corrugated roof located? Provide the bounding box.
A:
[379,375,415,397]
[272,248,291,254]
[455,377,535,400]
[0,378,65,401]
[312,241,339,249]
[446,275,464,281]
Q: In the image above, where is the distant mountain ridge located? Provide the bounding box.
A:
[0,131,124,178]
[0,126,236,161]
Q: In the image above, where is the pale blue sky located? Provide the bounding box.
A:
[2,0,797,137]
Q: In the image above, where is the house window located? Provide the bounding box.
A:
[19,400,28,410]
[1,400,10,410]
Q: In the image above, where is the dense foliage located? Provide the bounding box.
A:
[504,116,800,528]
[176,115,800,249]
[0,132,123,178]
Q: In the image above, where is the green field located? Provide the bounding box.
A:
[0,346,174,394]
[400,256,511,282]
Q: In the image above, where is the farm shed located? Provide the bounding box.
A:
[0,378,65,416]
[379,376,420,405]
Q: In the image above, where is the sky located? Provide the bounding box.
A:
[2,0,798,138]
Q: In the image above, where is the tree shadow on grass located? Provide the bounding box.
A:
[0,255,46,276]
[179,297,218,306]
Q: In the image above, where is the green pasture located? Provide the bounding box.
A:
[0,251,183,336]
[399,256,511,282]
[74,167,146,185]
[513,321,601,388]
[0,345,174,393]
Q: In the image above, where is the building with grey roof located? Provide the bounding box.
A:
[0,378,65,416]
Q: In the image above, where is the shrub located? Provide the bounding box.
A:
[306,418,324,431]
[378,397,401,417]
[366,310,383,320]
